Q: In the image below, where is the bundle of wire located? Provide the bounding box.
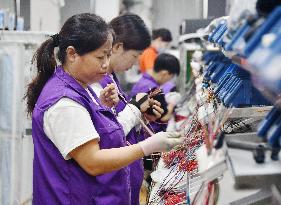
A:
[147,84,235,205]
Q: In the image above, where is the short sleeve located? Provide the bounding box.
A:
[43,98,100,160]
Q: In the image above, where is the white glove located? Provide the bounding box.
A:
[190,61,201,71]
[192,51,203,62]
[138,132,184,156]
[165,92,182,106]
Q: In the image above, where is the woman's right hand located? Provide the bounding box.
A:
[99,83,119,108]
[143,100,163,121]
[138,131,184,156]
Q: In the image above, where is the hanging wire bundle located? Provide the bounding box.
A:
[164,192,186,205]
[148,109,204,205]
[162,119,203,173]
[144,48,258,204]
[185,87,235,205]
[190,179,220,205]
[148,84,235,205]
[148,46,261,204]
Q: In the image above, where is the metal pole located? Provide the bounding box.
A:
[14,0,20,30]
[90,0,95,13]
[203,0,208,19]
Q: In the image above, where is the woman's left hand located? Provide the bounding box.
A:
[100,83,120,108]
[143,99,164,122]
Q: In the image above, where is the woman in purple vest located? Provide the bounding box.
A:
[91,14,154,205]
[24,13,184,205]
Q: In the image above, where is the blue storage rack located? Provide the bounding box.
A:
[202,52,270,107]
[224,22,250,51]
[243,6,281,57]
[206,7,281,147]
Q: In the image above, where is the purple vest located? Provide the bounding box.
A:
[32,67,131,205]
[99,73,143,205]
[130,73,167,133]
[161,81,176,94]
[130,73,158,99]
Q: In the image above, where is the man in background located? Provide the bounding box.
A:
[139,28,172,74]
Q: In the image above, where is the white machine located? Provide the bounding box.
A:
[0,31,50,205]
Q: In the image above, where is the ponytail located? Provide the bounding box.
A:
[25,13,113,116]
[25,37,57,115]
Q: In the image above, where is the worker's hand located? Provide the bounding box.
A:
[99,83,119,108]
[143,99,164,121]
[138,131,184,156]
[131,93,164,121]
[134,93,150,112]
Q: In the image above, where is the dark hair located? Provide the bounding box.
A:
[154,53,180,75]
[25,13,113,115]
[110,13,151,50]
[256,0,281,16]
[152,28,172,42]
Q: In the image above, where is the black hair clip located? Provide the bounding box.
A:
[51,34,60,47]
